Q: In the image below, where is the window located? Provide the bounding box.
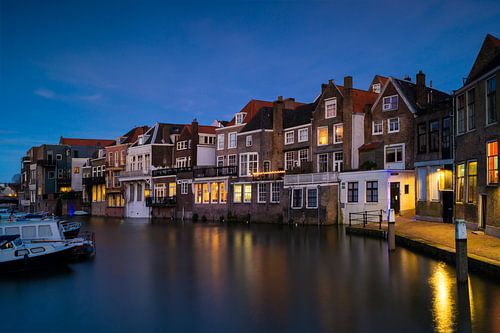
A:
[333,124,343,143]
[318,153,328,172]
[56,154,62,160]
[195,184,202,203]
[219,182,227,203]
[217,134,224,150]
[366,181,378,203]
[285,131,294,145]
[347,182,358,203]
[373,120,383,135]
[417,168,427,201]
[202,183,209,203]
[22,226,36,238]
[228,154,237,166]
[467,89,476,131]
[442,117,451,159]
[246,135,252,147]
[263,160,271,172]
[38,225,53,237]
[317,127,328,145]
[217,156,224,167]
[211,182,218,203]
[177,141,187,150]
[169,182,176,197]
[129,184,135,202]
[306,188,318,208]
[467,161,477,204]
[456,163,465,202]
[486,76,497,125]
[258,183,267,203]
[457,94,465,134]
[417,123,427,153]
[244,184,252,203]
[298,128,308,142]
[385,145,403,163]
[181,182,189,195]
[137,184,142,201]
[325,98,337,118]
[429,120,439,152]
[73,167,80,174]
[228,132,237,148]
[299,149,308,165]
[383,95,398,111]
[234,184,242,203]
[404,184,410,194]
[292,188,303,208]
[285,151,295,171]
[235,113,246,124]
[372,83,381,93]
[429,167,440,201]
[176,157,188,168]
[271,183,280,203]
[333,152,343,172]
[239,153,258,176]
[487,141,498,184]
[388,117,400,133]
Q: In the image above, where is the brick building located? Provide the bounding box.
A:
[454,34,500,236]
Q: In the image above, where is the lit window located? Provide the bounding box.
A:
[298,128,308,142]
[467,161,477,204]
[219,182,227,203]
[388,117,400,133]
[317,127,328,146]
[373,120,383,135]
[243,184,252,203]
[334,124,343,143]
[383,95,398,111]
[325,98,337,118]
[486,77,497,125]
[233,184,242,203]
[195,184,202,203]
[487,141,498,184]
[169,182,176,197]
[217,134,224,150]
[228,132,237,149]
[202,183,209,203]
[285,131,294,145]
[456,164,465,203]
[306,188,318,208]
[246,135,252,147]
[292,188,303,208]
[211,182,218,203]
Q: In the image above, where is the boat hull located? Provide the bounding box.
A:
[0,246,77,273]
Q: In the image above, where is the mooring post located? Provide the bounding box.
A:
[455,219,468,283]
[388,208,395,251]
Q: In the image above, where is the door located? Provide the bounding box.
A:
[390,182,400,215]
[480,194,487,229]
[442,191,454,223]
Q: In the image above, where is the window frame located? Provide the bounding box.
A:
[292,188,303,209]
[366,181,378,203]
[285,131,294,145]
[325,97,337,119]
[270,183,280,203]
[333,123,343,144]
[306,188,318,209]
[487,140,499,185]
[317,126,328,146]
[217,134,224,150]
[347,182,359,203]
[298,128,308,142]
[228,132,237,149]
[246,135,252,147]
[317,153,328,173]
[486,76,497,125]
[257,183,267,203]
[382,95,398,111]
[388,117,400,133]
[372,120,383,135]
[467,160,477,204]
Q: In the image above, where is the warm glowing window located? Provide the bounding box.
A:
[233,184,242,203]
[456,163,465,203]
[211,182,218,203]
[334,124,343,143]
[73,167,80,174]
[195,184,202,204]
[244,184,252,203]
[169,182,176,197]
[467,161,477,203]
[202,183,210,203]
[487,141,498,184]
[317,127,328,146]
[219,182,227,203]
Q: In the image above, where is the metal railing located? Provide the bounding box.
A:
[118,169,151,179]
[194,166,237,178]
[145,196,177,207]
[348,209,383,229]
[152,167,192,177]
[284,172,339,186]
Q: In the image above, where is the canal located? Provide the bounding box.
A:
[1,217,499,332]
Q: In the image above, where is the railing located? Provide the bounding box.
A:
[152,167,192,177]
[284,172,339,186]
[145,196,177,207]
[194,166,238,178]
[118,170,151,179]
[349,210,383,229]
[105,161,126,169]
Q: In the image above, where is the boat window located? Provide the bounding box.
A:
[38,225,53,237]
[5,227,20,235]
[0,242,13,250]
[30,247,46,254]
[13,238,22,247]
[15,249,29,257]
[22,226,37,238]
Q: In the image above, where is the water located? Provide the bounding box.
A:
[1,217,499,333]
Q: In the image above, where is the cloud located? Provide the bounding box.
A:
[34,88,56,99]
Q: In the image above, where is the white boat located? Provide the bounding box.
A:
[73,210,89,216]
[0,235,83,272]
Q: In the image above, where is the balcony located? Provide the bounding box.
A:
[252,169,286,181]
[194,166,238,178]
[145,196,176,208]
[152,167,192,177]
[118,169,151,181]
[83,176,106,185]
[106,161,126,169]
[284,172,339,186]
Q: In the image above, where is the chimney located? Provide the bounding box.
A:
[343,76,354,170]
[344,76,353,97]
[273,96,284,133]
[284,97,295,110]
[191,118,199,167]
[272,96,285,169]
[416,70,426,107]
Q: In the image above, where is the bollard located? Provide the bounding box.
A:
[387,208,395,251]
[455,219,468,283]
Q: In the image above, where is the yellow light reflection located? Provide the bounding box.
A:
[429,262,454,333]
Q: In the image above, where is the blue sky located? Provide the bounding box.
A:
[1,0,499,182]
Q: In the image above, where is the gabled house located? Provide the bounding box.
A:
[454,34,500,236]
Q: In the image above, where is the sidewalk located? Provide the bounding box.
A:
[348,216,500,268]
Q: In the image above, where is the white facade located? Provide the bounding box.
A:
[197,145,216,166]
[71,158,89,192]
[351,113,365,169]
[339,169,415,224]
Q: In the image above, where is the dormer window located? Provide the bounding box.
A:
[235,113,246,124]
[372,83,381,94]
[138,135,144,145]
[177,141,188,150]
[325,98,337,119]
[383,95,398,111]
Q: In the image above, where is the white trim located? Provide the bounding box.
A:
[236,129,263,136]
[298,128,309,142]
[215,123,245,131]
[284,123,312,131]
[388,117,400,133]
[285,131,294,145]
[257,183,267,203]
[325,97,337,119]
[305,187,318,209]
[228,132,237,149]
[454,64,500,94]
[371,78,417,114]
[317,126,328,146]
[333,123,343,144]
[372,120,383,135]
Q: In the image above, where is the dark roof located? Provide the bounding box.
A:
[131,123,186,146]
[283,102,316,129]
[393,78,450,111]
[240,107,274,132]
[226,100,274,126]
[59,137,115,147]
[466,34,500,84]
[121,126,150,144]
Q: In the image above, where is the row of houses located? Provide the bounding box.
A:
[18,34,500,236]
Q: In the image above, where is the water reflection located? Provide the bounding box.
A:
[429,262,455,333]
